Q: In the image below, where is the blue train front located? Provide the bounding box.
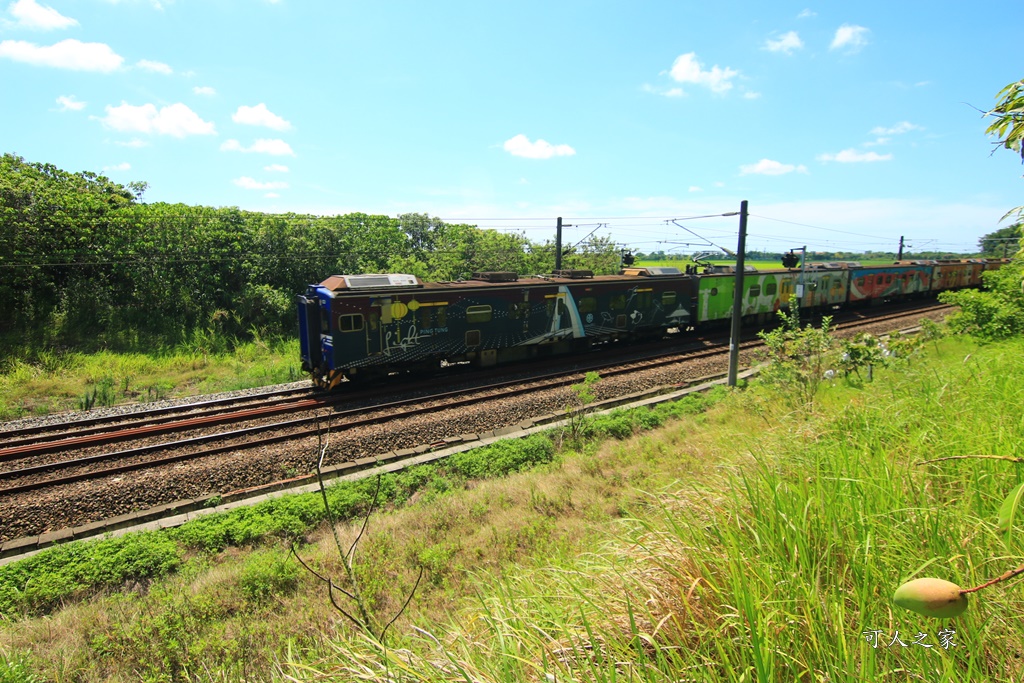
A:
[297,269,696,389]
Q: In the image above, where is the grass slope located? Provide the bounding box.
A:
[1,335,1022,682]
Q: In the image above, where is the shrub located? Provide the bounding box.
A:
[0,533,181,616]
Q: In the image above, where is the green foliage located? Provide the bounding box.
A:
[562,371,602,442]
[238,549,299,604]
[756,307,837,408]
[978,223,1023,256]
[0,155,627,359]
[447,434,556,479]
[984,78,1024,222]
[0,533,181,616]
[0,652,40,683]
[940,258,1024,339]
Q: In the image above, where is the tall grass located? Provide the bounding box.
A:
[287,337,1024,682]
[0,337,302,420]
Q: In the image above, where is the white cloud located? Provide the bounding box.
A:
[668,53,738,94]
[503,134,575,159]
[103,162,131,171]
[870,121,922,136]
[740,159,808,176]
[136,59,172,74]
[0,39,123,71]
[688,186,703,193]
[264,164,289,172]
[56,94,85,111]
[863,137,890,147]
[641,83,684,98]
[193,86,216,96]
[233,176,288,191]
[6,0,77,30]
[220,138,295,156]
[115,139,148,148]
[232,103,292,131]
[830,24,869,52]
[764,31,803,54]
[98,102,216,137]
[817,148,892,163]
[743,91,761,100]
[264,192,280,198]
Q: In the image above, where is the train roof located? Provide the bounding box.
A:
[316,268,702,294]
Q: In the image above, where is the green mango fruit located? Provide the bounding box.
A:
[893,578,968,618]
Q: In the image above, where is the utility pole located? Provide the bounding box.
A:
[898,236,905,260]
[555,217,563,271]
[727,200,748,388]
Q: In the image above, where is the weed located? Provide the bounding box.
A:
[238,549,299,604]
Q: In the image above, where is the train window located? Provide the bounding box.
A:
[710,287,719,297]
[436,306,447,327]
[320,306,329,334]
[857,277,865,287]
[338,314,364,333]
[466,305,492,323]
[419,307,433,329]
[465,330,481,347]
[885,275,893,284]
[578,297,597,314]
[876,275,885,285]
[662,291,677,307]
[637,292,652,309]
[764,283,777,296]
[748,285,761,299]
[610,294,626,311]
[368,312,379,331]
[616,314,627,329]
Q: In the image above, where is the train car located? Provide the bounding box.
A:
[848,264,931,305]
[298,267,697,388]
[931,259,975,293]
[695,267,795,325]
[798,263,851,310]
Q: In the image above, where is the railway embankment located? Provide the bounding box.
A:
[4,317,1022,681]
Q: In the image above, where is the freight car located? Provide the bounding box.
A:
[298,258,1008,389]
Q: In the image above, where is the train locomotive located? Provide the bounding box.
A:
[297,259,1008,389]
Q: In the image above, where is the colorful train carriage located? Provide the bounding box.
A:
[298,268,697,388]
[848,264,931,305]
[695,269,795,324]
[797,264,850,309]
[931,259,975,293]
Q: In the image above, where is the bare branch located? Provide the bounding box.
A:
[348,474,383,563]
[961,561,1024,595]
[379,566,425,643]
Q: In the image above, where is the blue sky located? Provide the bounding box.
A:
[2,0,1021,256]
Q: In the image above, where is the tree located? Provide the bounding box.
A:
[978,223,1023,256]
[984,79,1024,223]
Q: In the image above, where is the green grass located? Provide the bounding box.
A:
[0,337,303,421]
[288,336,1024,682]
[3,334,1023,682]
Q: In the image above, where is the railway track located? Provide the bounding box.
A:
[0,301,952,549]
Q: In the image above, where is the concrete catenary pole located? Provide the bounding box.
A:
[727,201,748,387]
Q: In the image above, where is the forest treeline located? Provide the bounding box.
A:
[0,154,620,355]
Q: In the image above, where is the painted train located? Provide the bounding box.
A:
[297,258,1009,389]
